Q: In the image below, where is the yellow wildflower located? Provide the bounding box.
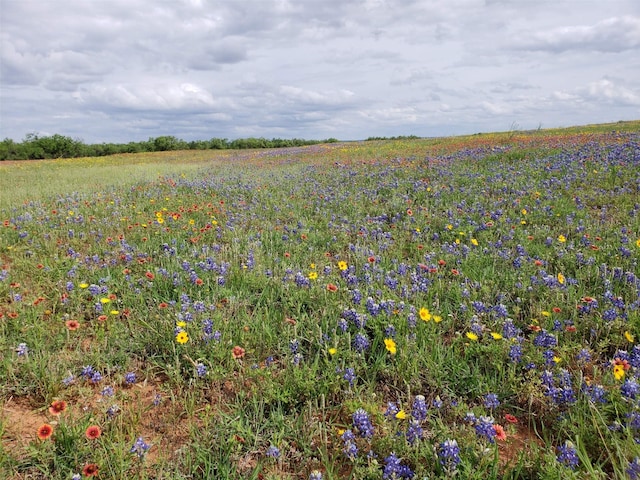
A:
[624,331,635,343]
[558,234,566,243]
[176,331,189,344]
[466,332,478,341]
[419,307,431,322]
[338,261,348,271]
[328,347,337,356]
[557,273,565,285]
[395,410,407,420]
[490,332,503,340]
[384,338,397,355]
[613,364,625,381]
[308,271,318,280]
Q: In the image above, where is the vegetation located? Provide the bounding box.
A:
[1,122,639,479]
[0,134,339,161]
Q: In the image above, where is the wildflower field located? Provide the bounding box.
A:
[1,122,640,479]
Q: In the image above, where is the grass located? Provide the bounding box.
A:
[1,122,639,479]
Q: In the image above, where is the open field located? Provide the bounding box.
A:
[1,122,640,479]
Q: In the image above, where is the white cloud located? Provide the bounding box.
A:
[515,16,640,53]
[1,0,638,142]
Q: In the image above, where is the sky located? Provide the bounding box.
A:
[1,0,639,143]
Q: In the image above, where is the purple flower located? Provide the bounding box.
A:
[16,343,28,357]
[405,419,423,445]
[474,416,496,443]
[411,395,428,421]
[556,441,579,469]
[343,367,356,387]
[195,363,207,378]
[265,445,280,458]
[309,471,323,480]
[383,452,414,479]
[130,437,150,458]
[483,393,500,409]
[124,372,136,384]
[353,332,370,353]
[352,409,374,439]
[439,439,461,471]
[621,378,639,400]
[628,457,640,480]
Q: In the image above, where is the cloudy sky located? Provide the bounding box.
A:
[1,0,639,143]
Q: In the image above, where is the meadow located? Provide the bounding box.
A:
[1,122,639,479]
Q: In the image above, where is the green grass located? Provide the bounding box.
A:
[1,122,639,479]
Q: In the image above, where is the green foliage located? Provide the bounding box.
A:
[0,133,340,160]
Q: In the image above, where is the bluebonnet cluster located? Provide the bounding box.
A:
[556,441,579,469]
[411,395,428,421]
[16,343,28,356]
[439,439,461,472]
[483,393,500,409]
[628,457,640,480]
[541,369,576,406]
[80,365,102,383]
[382,452,415,479]
[405,419,423,445]
[195,362,207,378]
[265,445,280,458]
[352,332,370,353]
[352,409,374,439]
[308,471,323,480]
[341,430,358,460]
[106,404,120,418]
[621,377,639,400]
[130,437,151,458]
[342,367,356,387]
[101,385,115,397]
[385,402,400,418]
[467,415,496,443]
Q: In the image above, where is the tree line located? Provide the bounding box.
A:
[0,134,339,161]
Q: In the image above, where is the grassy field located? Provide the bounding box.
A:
[1,122,639,479]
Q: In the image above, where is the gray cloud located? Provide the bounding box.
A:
[1,0,638,143]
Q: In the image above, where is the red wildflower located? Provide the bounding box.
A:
[145,271,155,280]
[97,315,108,322]
[85,425,101,440]
[66,320,80,331]
[493,424,507,441]
[504,414,518,424]
[158,302,169,309]
[49,400,67,415]
[82,463,99,477]
[326,283,338,292]
[37,423,54,440]
[368,256,376,263]
[552,307,562,313]
[232,346,246,359]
